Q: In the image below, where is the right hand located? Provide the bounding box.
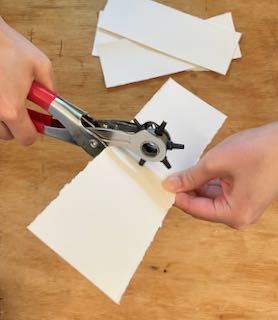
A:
[0,17,55,145]
[163,122,278,229]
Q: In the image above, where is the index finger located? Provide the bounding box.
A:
[4,106,37,145]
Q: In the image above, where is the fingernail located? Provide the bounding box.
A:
[162,175,182,192]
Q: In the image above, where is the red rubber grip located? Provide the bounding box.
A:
[27,81,57,111]
[32,120,46,134]
[27,109,54,134]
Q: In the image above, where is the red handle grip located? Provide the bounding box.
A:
[27,81,57,111]
[28,109,54,133]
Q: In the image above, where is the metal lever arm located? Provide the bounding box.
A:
[93,127,168,162]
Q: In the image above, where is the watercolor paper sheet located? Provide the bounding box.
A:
[99,0,241,74]
[93,12,242,87]
[93,12,241,59]
[28,79,226,303]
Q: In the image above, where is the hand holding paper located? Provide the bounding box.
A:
[163,122,278,229]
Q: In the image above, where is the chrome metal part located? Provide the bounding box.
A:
[94,127,167,162]
[49,97,106,157]
[47,98,184,168]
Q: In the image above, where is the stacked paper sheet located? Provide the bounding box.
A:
[92,0,242,88]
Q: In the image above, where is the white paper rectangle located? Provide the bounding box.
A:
[28,79,226,304]
[93,12,241,60]
[95,13,242,87]
[99,0,241,74]
[29,147,174,303]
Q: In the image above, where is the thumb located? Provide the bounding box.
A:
[163,158,220,193]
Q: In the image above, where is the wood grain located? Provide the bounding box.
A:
[0,1,278,319]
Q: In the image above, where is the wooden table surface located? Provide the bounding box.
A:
[1,1,278,319]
